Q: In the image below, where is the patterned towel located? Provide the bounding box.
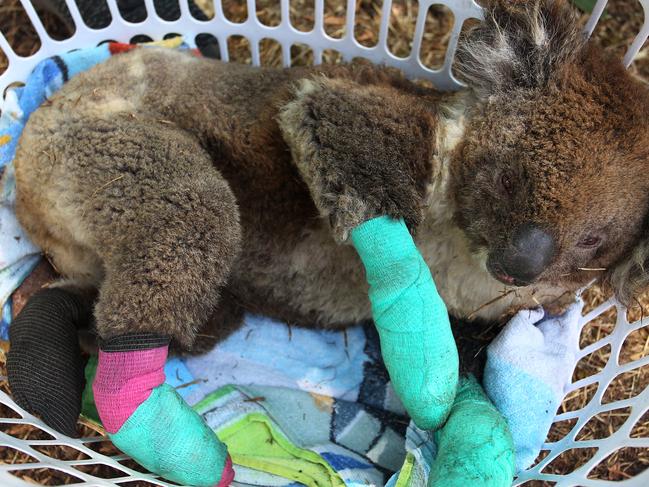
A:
[80,316,411,486]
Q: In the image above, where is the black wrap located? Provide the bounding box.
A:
[100,333,169,352]
[7,287,91,438]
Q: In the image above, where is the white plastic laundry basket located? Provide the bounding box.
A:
[0,0,648,486]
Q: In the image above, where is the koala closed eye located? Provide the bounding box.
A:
[577,234,603,249]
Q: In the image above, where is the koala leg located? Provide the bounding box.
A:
[19,119,241,486]
[76,126,238,486]
[17,116,242,348]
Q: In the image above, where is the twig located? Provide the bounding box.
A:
[244,396,266,403]
[82,175,125,216]
[467,289,515,320]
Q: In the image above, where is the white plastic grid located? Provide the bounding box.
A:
[0,1,648,486]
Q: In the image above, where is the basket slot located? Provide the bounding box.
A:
[290,42,312,66]
[322,0,345,39]
[419,4,453,70]
[256,1,279,27]
[322,47,343,64]
[579,336,614,361]
[0,1,41,58]
[18,0,49,46]
[259,37,282,66]
[581,298,617,325]
[0,32,17,65]
[290,0,315,32]
[386,0,416,60]
[117,0,148,23]
[227,34,251,63]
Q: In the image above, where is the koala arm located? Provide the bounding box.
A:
[278,76,437,242]
[281,77,459,430]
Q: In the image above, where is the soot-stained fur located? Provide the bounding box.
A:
[13,0,649,353]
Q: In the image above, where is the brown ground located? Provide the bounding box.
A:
[0,0,648,485]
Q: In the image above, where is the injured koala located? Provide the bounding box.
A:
[14,1,649,345]
[6,0,649,484]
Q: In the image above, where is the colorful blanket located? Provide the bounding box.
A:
[0,40,583,487]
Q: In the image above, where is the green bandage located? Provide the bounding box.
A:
[110,384,230,487]
[351,216,459,430]
[428,376,515,487]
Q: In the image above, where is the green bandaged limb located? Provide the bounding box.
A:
[351,216,459,430]
[110,384,229,487]
[428,376,515,487]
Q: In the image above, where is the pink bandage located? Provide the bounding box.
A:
[93,345,168,434]
[218,456,235,487]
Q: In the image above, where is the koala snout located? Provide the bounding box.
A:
[487,223,555,287]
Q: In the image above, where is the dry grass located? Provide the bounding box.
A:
[1,0,648,485]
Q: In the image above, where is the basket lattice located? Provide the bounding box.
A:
[1,0,648,486]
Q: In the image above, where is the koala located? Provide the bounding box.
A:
[11,0,649,351]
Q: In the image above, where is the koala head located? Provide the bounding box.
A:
[450,0,649,303]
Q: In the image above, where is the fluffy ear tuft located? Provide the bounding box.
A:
[455,0,586,97]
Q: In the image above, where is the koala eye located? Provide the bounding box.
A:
[500,172,514,196]
[577,234,602,249]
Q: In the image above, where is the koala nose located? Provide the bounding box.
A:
[488,224,555,286]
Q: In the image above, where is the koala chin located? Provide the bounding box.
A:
[13,0,649,352]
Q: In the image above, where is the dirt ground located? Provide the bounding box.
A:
[0,0,648,485]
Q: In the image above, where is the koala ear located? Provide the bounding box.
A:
[454,0,587,97]
[609,235,649,306]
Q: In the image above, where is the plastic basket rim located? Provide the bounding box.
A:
[1,1,649,486]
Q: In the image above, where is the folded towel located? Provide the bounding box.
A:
[483,301,584,472]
